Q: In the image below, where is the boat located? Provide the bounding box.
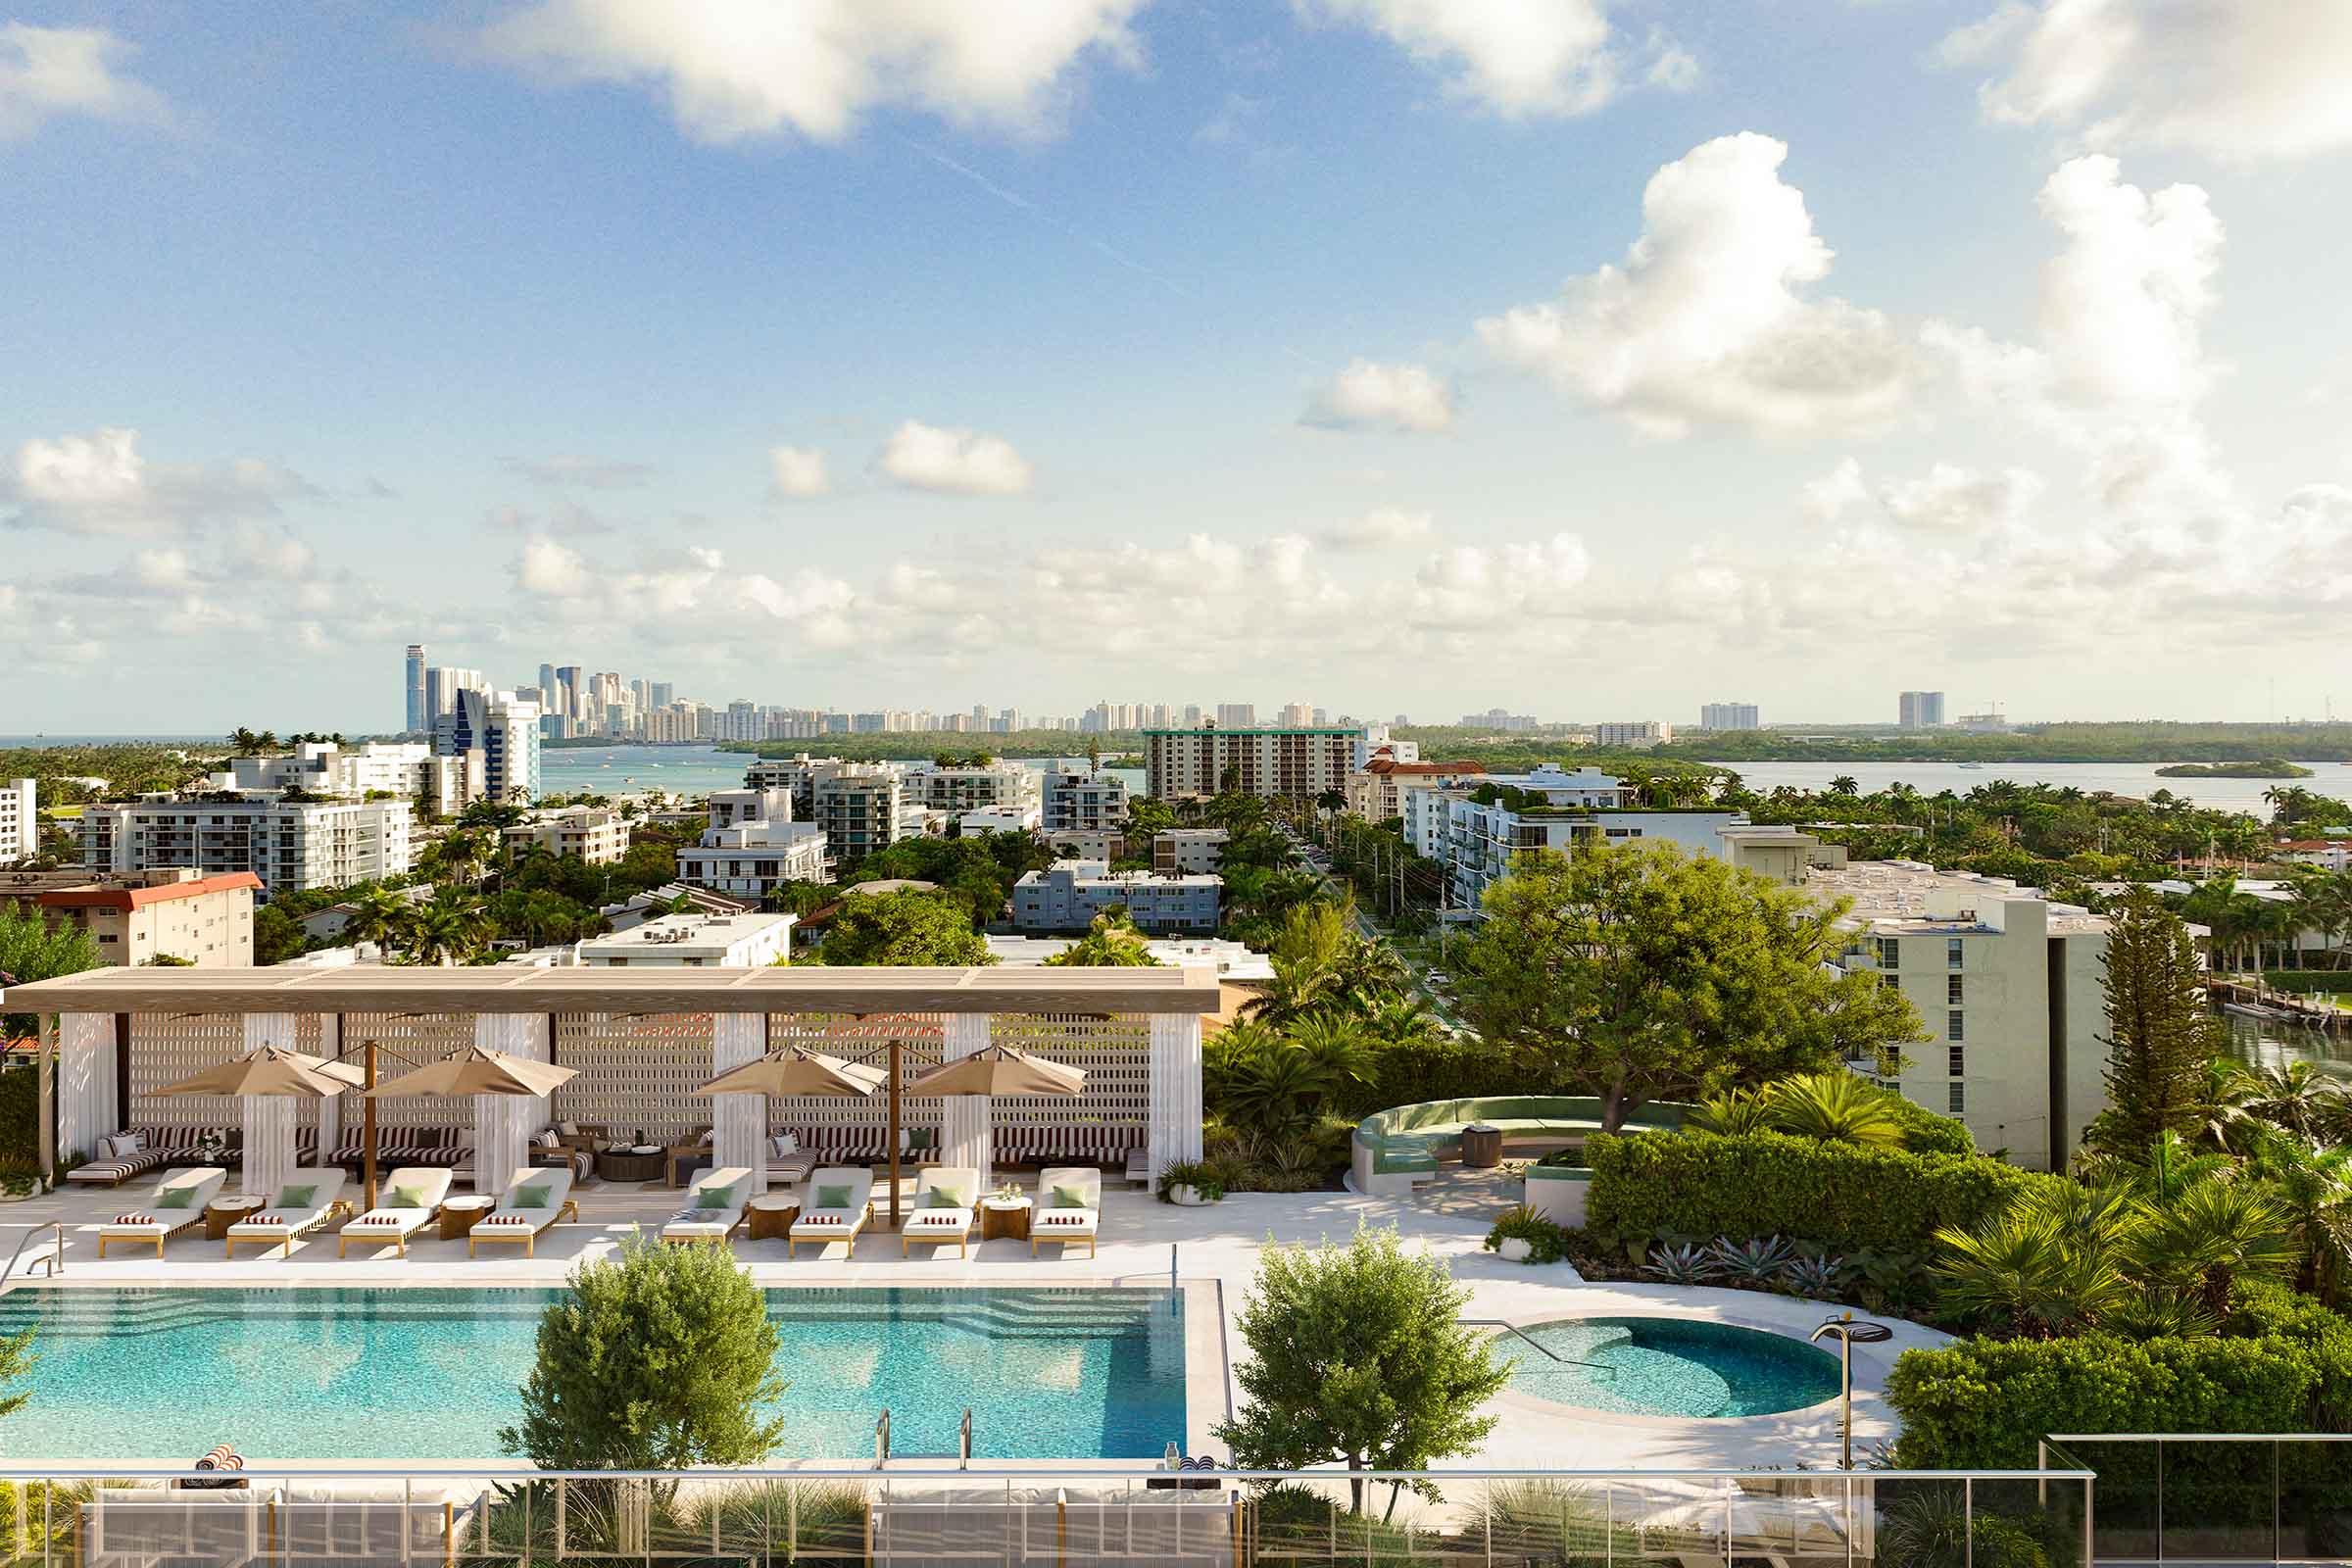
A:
[1957,762,1984,770]
[2224,1002,2297,1022]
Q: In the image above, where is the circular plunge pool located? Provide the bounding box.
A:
[1502,1316,1840,1419]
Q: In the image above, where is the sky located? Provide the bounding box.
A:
[3,0,2350,734]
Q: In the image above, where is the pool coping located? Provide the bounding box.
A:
[0,1275,1229,1469]
[1483,1306,1848,1429]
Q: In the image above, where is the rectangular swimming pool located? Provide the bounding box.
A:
[0,1286,1186,1461]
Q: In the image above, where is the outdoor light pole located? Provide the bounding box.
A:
[1810,1313,1893,1470]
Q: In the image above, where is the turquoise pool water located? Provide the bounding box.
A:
[1502,1316,1838,1418]
[0,1287,1185,1460]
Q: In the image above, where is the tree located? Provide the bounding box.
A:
[1043,908,1160,966]
[342,884,416,954]
[1452,843,1921,1131]
[813,890,991,966]
[0,1327,30,1419]
[251,905,308,965]
[1214,1226,1506,1519]
[502,1237,784,1471]
[0,904,101,1037]
[2086,891,2230,1156]
[1760,1070,1906,1148]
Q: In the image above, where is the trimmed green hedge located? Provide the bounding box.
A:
[1887,1096,1978,1155]
[1585,1128,2056,1253]
[1362,1036,1525,1111]
[2264,970,2352,994]
[0,1064,37,1167]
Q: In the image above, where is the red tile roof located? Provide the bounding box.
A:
[37,872,263,911]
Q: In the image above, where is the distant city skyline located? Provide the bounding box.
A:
[5,4,2348,729]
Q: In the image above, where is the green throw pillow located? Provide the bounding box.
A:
[389,1185,430,1209]
[924,1186,966,1209]
[155,1186,197,1211]
[510,1184,553,1210]
[1052,1184,1090,1210]
[694,1182,736,1210]
[273,1184,318,1209]
[814,1183,852,1209]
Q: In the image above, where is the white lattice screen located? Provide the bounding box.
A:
[552,1011,716,1144]
[764,1012,945,1137]
[338,1012,477,1130]
[987,1013,1151,1134]
[127,1012,329,1133]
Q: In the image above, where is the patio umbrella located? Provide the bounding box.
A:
[904,1045,1086,1191]
[360,1044,580,1206]
[151,1047,364,1198]
[691,1046,886,1099]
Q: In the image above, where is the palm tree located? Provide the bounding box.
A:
[1358,995,1445,1049]
[2242,1060,2345,1143]
[1762,1072,1906,1148]
[341,885,414,955]
[1932,1202,2129,1337]
[2249,1132,2352,1305]
[2123,1178,2296,1320]
[408,887,492,966]
[1828,775,1860,797]
[2191,1059,2265,1154]
[1284,1013,1376,1116]
[1689,1087,1775,1137]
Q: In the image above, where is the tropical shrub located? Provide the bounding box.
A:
[1362,1035,1524,1108]
[1156,1159,1226,1203]
[1588,1129,2059,1255]
[1484,1204,1571,1264]
[1707,1236,1796,1284]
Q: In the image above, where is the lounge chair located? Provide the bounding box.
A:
[661,1165,752,1245]
[224,1170,349,1259]
[901,1166,979,1258]
[788,1166,874,1258]
[1031,1166,1101,1258]
[335,1167,457,1257]
[466,1168,578,1257]
[98,1166,227,1258]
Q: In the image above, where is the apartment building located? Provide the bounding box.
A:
[1143,723,1362,800]
[433,688,542,805]
[1898,691,1946,728]
[1041,770,1129,832]
[742,754,850,816]
[209,741,475,814]
[1435,796,1746,913]
[1045,829,1124,861]
[502,806,632,865]
[1699,703,1760,731]
[1012,860,1221,934]
[1152,828,1229,874]
[1344,758,1485,823]
[1592,720,1674,749]
[674,818,829,900]
[810,765,918,863]
[79,797,412,894]
[576,910,795,967]
[907,762,1039,814]
[1815,858,2112,1171]
[0,777,35,863]
[0,867,259,965]
[960,805,1041,835]
[706,788,795,831]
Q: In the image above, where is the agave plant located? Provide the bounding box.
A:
[1779,1253,1845,1298]
[1706,1236,1795,1284]
[1642,1243,1718,1285]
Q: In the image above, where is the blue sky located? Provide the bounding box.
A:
[4,0,2348,733]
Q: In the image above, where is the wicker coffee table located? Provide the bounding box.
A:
[597,1146,664,1184]
[747,1196,800,1242]
[980,1197,1032,1243]
[204,1197,264,1241]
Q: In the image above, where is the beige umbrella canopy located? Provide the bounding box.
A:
[904,1044,1086,1099]
[361,1044,577,1101]
[152,1047,364,1100]
[692,1046,885,1100]
[151,1047,364,1198]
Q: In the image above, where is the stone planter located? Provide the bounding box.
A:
[1496,1237,1534,1263]
[1167,1184,1217,1207]
[0,1180,46,1203]
[1525,1164,1592,1227]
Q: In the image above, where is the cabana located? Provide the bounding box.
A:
[7,967,1215,1207]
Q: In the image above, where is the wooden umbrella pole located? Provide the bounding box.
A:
[363,1039,379,1211]
[888,1038,902,1230]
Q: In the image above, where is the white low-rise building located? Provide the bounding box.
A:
[707,788,795,831]
[1042,770,1128,832]
[1814,859,2112,1172]
[960,804,1042,835]
[209,741,473,811]
[1436,797,1746,913]
[502,805,632,864]
[79,796,413,895]
[1592,720,1673,749]
[575,910,795,966]
[1046,829,1124,861]
[907,762,1039,814]
[1012,860,1221,933]
[1153,828,1229,873]
[984,932,1272,981]
[0,777,35,863]
[676,818,828,900]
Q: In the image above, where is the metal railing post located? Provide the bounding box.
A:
[2276,1438,2283,1565]
[1964,1476,1973,1568]
[960,1408,972,1471]
[555,1478,565,1560]
[2157,1438,2166,1564]
[875,1409,890,1470]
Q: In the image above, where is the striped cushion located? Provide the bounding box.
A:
[1037,1210,1094,1227]
[113,1213,156,1225]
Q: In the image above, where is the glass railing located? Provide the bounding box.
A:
[2044,1434,2352,1565]
[0,1462,2089,1567]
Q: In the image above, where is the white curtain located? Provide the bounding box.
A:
[472,1013,549,1197]
[243,1012,300,1197]
[710,1012,766,1196]
[314,1012,341,1163]
[937,1013,992,1186]
[55,1012,116,1161]
[1147,1011,1203,1182]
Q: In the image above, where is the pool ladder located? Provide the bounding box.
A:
[1465,1319,1616,1375]
[0,1222,65,1284]
[872,1407,974,1470]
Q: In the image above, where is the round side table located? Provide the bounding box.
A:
[979,1196,1032,1243]
[596,1146,664,1184]
[204,1196,264,1242]
[439,1195,497,1241]
[747,1195,800,1242]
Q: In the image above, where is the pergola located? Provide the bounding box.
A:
[6,966,1215,1200]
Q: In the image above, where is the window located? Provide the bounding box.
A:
[1947,1009,1965,1042]
[1947,937,1965,970]
[1947,974,1964,1005]
[1877,937,1901,970]
[1948,1045,1965,1078]
[1947,1083,1967,1116]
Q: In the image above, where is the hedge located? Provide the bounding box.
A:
[1886,1096,1978,1155]
[2264,970,2352,994]
[1361,1036,1525,1112]
[1584,1128,2058,1254]
[0,1063,37,1168]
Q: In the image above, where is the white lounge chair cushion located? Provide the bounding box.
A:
[473,1212,548,1229]
[109,1214,165,1231]
[792,1210,861,1230]
[1035,1210,1097,1230]
[904,1208,971,1231]
[345,1209,430,1232]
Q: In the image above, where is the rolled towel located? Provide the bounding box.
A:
[114,1213,155,1225]
[244,1213,280,1226]
[193,1445,232,1471]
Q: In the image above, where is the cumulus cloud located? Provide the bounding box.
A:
[516,534,593,597]
[768,445,830,498]
[1300,360,1456,433]
[503,454,655,490]
[0,427,313,536]
[1475,133,1914,438]
[479,0,1144,144]
[1321,507,1434,550]
[0,23,171,140]
[877,419,1033,496]
[1878,464,2046,534]
[1799,457,1868,521]
[1295,0,1623,118]
[1942,0,2352,161]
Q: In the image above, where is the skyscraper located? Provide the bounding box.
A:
[557,665,584,720]
[1701,702,1760,730]
[405,644,426,732]
[1898,691,1946,729]
[650,681,673,709]
[538,663,558,709]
